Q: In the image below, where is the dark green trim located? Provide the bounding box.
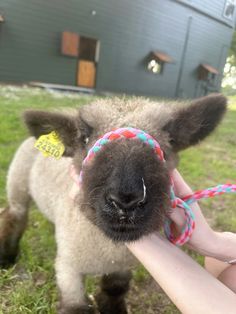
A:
[175,16,193,97]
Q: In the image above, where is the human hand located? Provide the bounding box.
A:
[169,169,236,262]
[169,169,217,256]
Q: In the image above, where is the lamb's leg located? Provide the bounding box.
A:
[95,271,132,314]
[0,207,28,267]
[56,255,95,314]
[0,139,34,267]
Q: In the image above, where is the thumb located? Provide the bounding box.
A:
[171,169,192,198]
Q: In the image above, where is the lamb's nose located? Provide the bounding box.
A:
[107,191,146,210]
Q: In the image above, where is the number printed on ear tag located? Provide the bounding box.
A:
[34,131,65,159]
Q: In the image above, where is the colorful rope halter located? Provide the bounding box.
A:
[74,127,236,246]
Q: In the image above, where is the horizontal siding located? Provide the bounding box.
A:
[177,15,233,98]
[95,0,189,97]
[177,0,235,27]
[0,0,233,98]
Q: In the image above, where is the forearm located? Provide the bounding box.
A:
[127,234,236,314]
[209,231,236,262]
[188,230,236,262]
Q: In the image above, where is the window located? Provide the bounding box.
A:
[79,37,98,61]
[223,0,236,20]
[148,59,162,74]
[147,51,173,75]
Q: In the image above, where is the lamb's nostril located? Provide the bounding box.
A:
[107,192,146,210]
[106,194,121,209]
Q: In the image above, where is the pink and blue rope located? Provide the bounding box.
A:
[79,127,164,183]
[74,127,236,246]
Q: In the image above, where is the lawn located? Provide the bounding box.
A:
[0,85,235,314]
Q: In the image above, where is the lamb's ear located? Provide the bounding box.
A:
[163,94,227,152]
[23,110,92,156]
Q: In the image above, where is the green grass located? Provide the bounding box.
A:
[0,85,235,313]
[0,86,96,314]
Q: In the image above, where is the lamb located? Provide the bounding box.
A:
[0,94,227,314]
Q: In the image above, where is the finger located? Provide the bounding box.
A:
[168,207,186,227]
[171,169,192,198]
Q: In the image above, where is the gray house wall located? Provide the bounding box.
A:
[0,0,234,98]
[178,0,233,23]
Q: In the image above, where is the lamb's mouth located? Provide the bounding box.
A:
[102,223,145,242]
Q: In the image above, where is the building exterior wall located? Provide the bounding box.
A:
[178,0,234,23]
[0,0,234,98]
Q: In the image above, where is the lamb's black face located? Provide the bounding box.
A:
[81,138,171,242]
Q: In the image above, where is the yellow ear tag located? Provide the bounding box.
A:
[34,131,65,159]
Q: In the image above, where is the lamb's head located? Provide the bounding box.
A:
[24,94,227,242]
[81,133,170,242]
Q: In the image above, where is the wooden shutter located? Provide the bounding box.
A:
[77,60,96,88]
[61,31,79,57]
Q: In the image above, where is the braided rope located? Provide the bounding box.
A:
[79,127,164,183]
[73,127,236,246]
[183,184,236,204]
[165,184,236,245]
